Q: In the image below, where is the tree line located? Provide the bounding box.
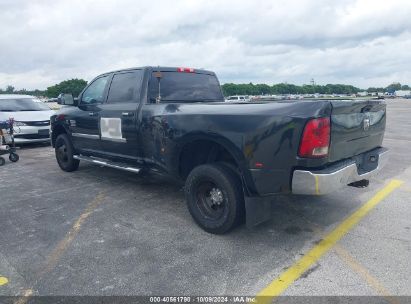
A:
[221,82,411,96]
[0,79,87,98]
[1,79,410,98]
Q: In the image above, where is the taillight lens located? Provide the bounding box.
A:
[298,117,330,158]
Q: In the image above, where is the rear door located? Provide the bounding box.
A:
[71,75,110,153]
[329,99,386,162]
[99,69,144,159]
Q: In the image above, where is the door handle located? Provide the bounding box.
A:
[122,112,134,117]
[89,112,98,117]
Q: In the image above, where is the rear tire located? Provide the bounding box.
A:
[55,134,79,172]
[0,157,5,166]
[185,163,244,234]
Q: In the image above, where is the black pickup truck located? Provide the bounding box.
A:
[51,66,388,234]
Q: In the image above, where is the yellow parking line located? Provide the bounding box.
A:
[256,179,403,303]
[334,245,400,304]
[286,197,398,299]
[14,192,105,304]
[0,276,8,286]
[39,192,105,276]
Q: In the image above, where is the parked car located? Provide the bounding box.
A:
[51,66,388,234]
[0,94,54,143]
[225,95,249,102]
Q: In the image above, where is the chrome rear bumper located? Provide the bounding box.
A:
[292,148,389,195]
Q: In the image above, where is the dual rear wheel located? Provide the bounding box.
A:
[185,163,244,234]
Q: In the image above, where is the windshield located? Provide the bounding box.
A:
[149,72,224,103]
[0,98,51,111]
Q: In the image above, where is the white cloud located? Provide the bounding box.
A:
[0,0,410,90]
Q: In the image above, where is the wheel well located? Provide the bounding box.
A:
[179,140,239,180]
[51,125,67,147]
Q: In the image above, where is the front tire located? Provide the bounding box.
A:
[185,163,244,234]
[55,134,79,172]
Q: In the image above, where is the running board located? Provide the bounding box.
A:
[73,155,141,173]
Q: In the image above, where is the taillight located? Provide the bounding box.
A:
[298,117,330,158]
[177,67,195,73]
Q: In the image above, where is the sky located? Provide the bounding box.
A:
[0,0,410,90]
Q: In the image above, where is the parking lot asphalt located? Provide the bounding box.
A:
[0,99,410,300]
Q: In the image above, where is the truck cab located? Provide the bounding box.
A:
[52,67,223,163]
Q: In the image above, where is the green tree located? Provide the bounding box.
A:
[5,85,15,93]
[385,82,401,92]
[367,87,384,93]
[45,79,88,98]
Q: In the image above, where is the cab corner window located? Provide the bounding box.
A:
[107,71,143,104]
[81,75,109,105]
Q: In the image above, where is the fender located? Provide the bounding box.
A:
[171,131,258,195]
[173,132,244,169]
[50,119,71,147]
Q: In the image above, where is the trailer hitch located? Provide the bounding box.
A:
[348,179,370,188]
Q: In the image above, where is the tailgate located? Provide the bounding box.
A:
[329,99,386,162]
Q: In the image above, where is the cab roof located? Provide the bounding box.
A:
[104,66,215,76]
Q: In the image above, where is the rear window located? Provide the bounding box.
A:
[0,98,51,111]
[149,72,223,103]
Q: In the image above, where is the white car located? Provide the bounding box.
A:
[0,94,55,144]
[225,95,250,102]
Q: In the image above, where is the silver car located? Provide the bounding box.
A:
[224,95,250,102]
[0,94,55,144]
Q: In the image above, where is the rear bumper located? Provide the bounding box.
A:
[292,148,388,195]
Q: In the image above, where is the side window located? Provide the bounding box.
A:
[107,71,143,103]
[81,75,109,104]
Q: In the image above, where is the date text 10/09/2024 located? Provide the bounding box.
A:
[149,296,256,303]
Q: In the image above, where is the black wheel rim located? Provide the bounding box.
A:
[56,139,69,164]
[196,180,226,220]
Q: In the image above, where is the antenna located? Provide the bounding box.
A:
[154,67,162,104]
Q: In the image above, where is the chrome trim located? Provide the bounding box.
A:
[292,150,389,195]
[73,155,141,173]
[72,133,99,139]
[101,136,126,143]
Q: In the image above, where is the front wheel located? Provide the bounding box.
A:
[55,134,79,172]
[185,163,244,234]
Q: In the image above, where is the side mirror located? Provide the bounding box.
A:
[57,93,77,106]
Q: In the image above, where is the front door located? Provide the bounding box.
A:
[70,75,110,153]
[99,70,144,159]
